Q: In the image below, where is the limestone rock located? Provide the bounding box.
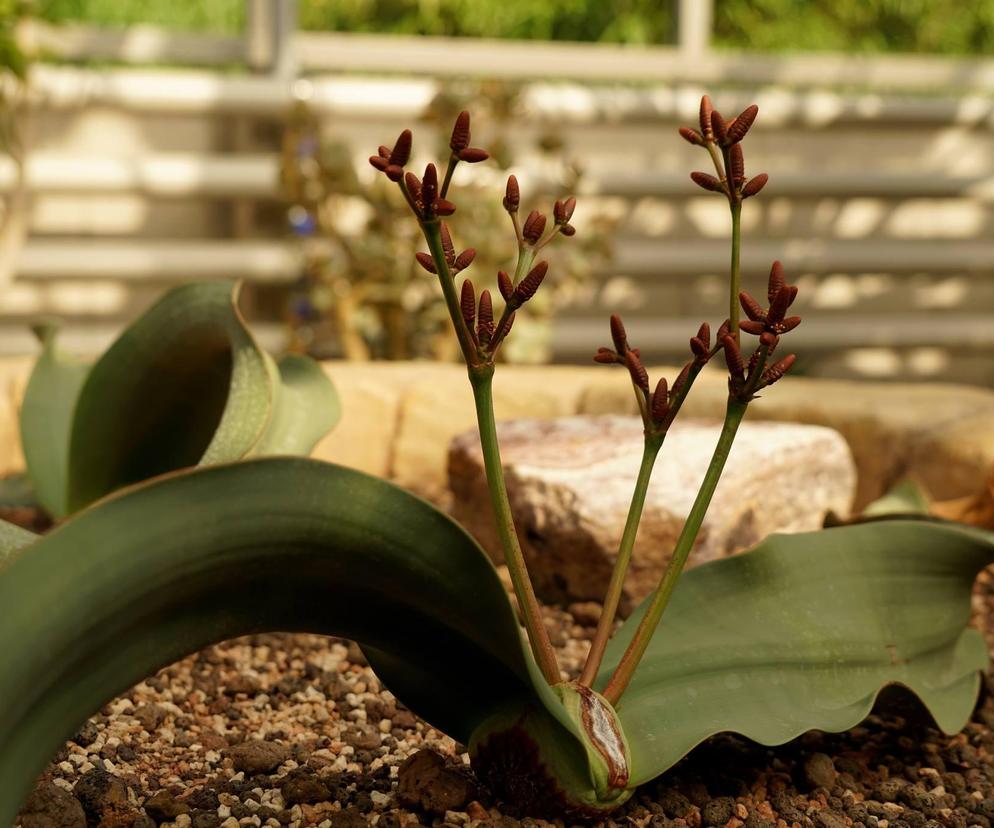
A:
[449,415,856,611]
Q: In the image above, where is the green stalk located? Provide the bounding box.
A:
[579,432,663,687]
[421,217,560,685]
[729,200,742,346]
[602,398,748,704]
[470,367,562,686]
[422,220,478,365]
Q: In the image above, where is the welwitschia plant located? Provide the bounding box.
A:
[1,103,993,823]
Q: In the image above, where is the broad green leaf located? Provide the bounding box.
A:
[19,323,89,517]
[3,458,993,821]
[249,355,340,456]
[0,458,539,822]
[56,282,337,515]
[597,521,994,787]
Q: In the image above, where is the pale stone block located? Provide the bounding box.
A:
[449,415,857,611]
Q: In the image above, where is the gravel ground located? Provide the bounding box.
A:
[16,568,994,828]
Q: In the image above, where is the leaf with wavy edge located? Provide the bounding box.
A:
[596,521,994,787]
[2,459,994,821]
[19,282,338,518]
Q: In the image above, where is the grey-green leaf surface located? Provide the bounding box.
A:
[597,521,994,787]
[0,458,534,823]
[19,323,89,517]
[249,355,340,456]
[32,281,340,516]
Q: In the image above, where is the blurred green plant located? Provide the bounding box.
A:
[715,0,994,55]
[31,0,994,55]
[280,84,612,362]
[300,0,673,43]
[37,0,244,33]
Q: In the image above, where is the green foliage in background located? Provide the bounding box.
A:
[30,0,994,55]
[36,0,244,33]
[714,0,994,55]
[300,0,672,44]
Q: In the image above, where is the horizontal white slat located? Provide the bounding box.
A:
[295,31,994,94]
[15,240,301,282]
[0,154,279,197]
[11,155,994,202]
[23,21,245,66]
[609,238,994,276]
[20,66,994,130]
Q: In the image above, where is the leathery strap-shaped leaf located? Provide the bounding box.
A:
[23,281,339,516]
[0,458,540,823]
[597,520,994,787]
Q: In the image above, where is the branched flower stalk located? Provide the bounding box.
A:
[591,99,800,703]
[369,114,577,685]
[369,99,800,704]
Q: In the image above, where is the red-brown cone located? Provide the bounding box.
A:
[761,354,796,386]
[778,315,802,333]
[433,199,456,216]
[415,252,436,274]
[422,163,438,207]
[690,171,723,192]
[593,347,618,364]
[404,171,422,201]
[651,377,670,422]
[522,210,546,244]
[710,110,728,146]
[610,314,628,354]
[503,175,520,213]
[460,279,476,329]
[679,126,705,146]
[389,129,412,167]
[458,147,489,163]
[699,95,714,141]
[729,144,745,185]
[726,104,758,144]
[450,111,471,152]
[625,350,649,391]
[742,174,768,199]
[440,223,455,265]
[477,289,494,343]
[514,261,548,303]
[722,335,744,378]
[497,270,513,301]
[454,248,477,272]
[768,285,795,325]
[768,261,785,303]
[554,197,577,224]
[739,291,765,322]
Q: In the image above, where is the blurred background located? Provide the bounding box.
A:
[3,0,994,382]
